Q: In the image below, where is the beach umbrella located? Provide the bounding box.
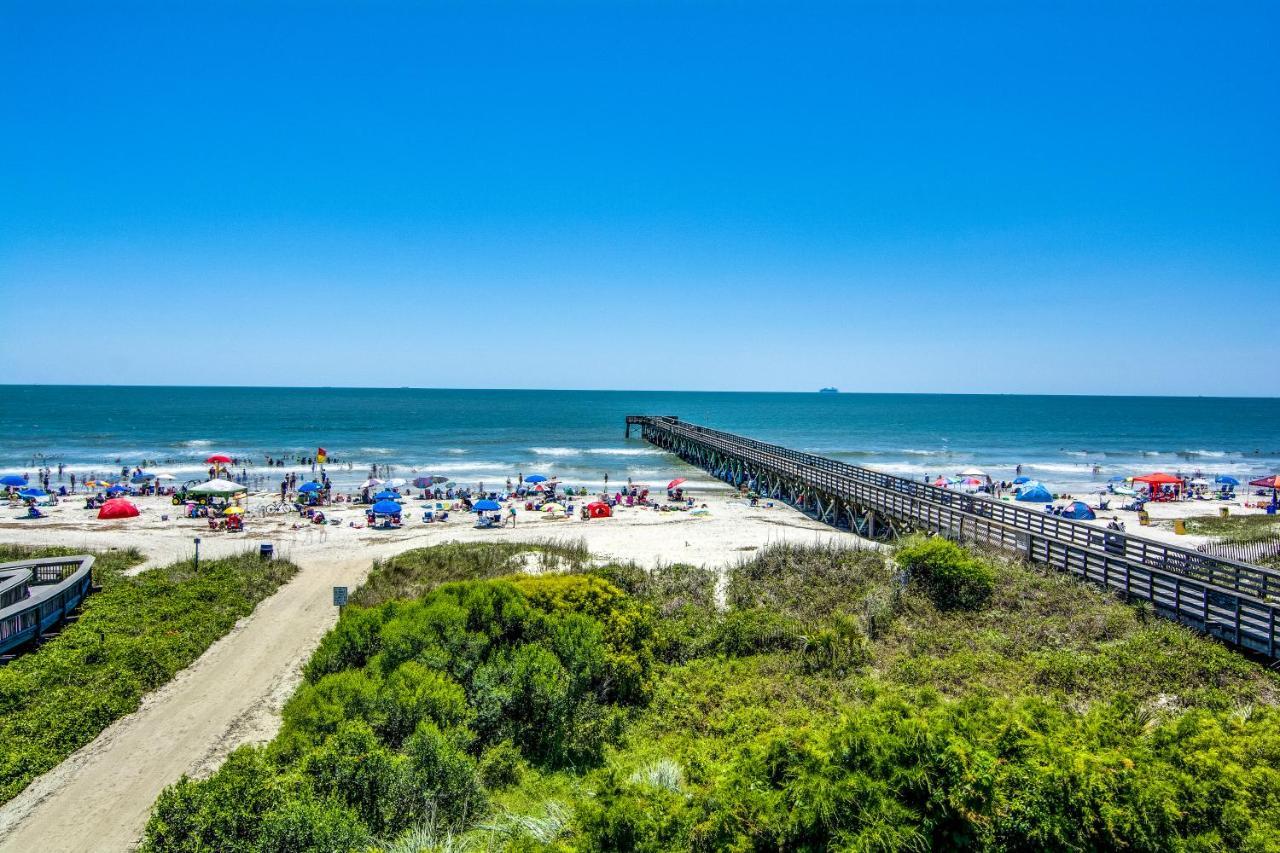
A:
[204,454,233,464]
[151,470,177,480]
[667,477,687,490]
[473,499,501,511]
[1013,476,1031,484]
[17,487,47,499]
[1106,475,1127,483]
[931,476,949,487]
[371,500,402,514]
[1215,475,1240,486]
[1,475,28,487]
[541,502,566,513]
[373,489,400,500]
[412,477,433,489]
[525,474,547,483]
[106,484,129,495]
[223,505,245,515]
[359,478,383,489]
[384,478,407,488]
[958,467,988,478]
[1249,476,1280,488]
[430,475,450,484]
[298,482,322,493]
[131,472,154,484]
[98,498,139,519]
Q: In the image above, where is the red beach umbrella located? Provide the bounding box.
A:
[1249,475,1280,489]
[98,498,140,520]
[667,477,686,490]
[204,454,233,464]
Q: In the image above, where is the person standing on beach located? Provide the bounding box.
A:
[507,505,517,527]
[70,473,76,493]
[280,479,288,501]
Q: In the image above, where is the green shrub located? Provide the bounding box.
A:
[713,608,804,657]
[896,536,995,610]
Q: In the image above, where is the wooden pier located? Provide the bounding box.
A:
[626,415,1280,658]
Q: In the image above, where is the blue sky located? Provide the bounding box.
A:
[2,1,1277,395]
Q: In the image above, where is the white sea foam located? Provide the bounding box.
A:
[445,448,468,455]
[585,448,663,456]
[530,447,579,457]
[177,439,214,448]
[900,448,947,456]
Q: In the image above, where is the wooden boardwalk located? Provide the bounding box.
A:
[627,415,1280,658]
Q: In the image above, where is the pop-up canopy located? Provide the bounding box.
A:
[188,478,245,496]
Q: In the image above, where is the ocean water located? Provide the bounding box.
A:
[2,386,1278,494]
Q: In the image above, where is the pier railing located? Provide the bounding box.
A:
[627,415,1280,657]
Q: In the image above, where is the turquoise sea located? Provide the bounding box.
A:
[2,386,1278,494]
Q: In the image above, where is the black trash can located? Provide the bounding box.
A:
[259,543,274,560]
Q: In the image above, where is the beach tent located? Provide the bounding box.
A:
[298,482,322,493]
[473,499,501,512]
[586,501,611,519]
[0,475,27,487]
[371,500,402,514]
[1012,476,1031,484]
[106,484,129,495]
[17,488,47,499]
[98,498,140,520]
[1133,472,1183,495]
[1016,483,1053,502]
[373,490,400,500]
[958,467,988,479]
[188,478,245,496]
[1061,501,1096,520]
[1249,476,1280,505]
[130,472,154,484]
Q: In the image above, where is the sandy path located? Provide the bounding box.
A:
[0,552,372,853]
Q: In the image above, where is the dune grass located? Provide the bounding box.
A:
[142,540,1280,852]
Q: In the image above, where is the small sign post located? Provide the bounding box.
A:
[332,585,348,616]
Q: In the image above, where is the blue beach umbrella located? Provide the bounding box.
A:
[373,489,400,500]
[18,488,47,499]
[1,475,27,487]
[1107,475,1127,483]
[371,500,402,514]
[473,499,501,512]
[131,472,155,484]
[298,482,322,493]
[106,484,128,495]
[1214,475,1240,486]
[1012,476,1031,484]
[412,477,433,489]
[524,475,547,484]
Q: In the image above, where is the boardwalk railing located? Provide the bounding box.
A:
[627,415,1280,658]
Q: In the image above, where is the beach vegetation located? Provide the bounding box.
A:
[142,541,1280,851]
[0,545,298,804]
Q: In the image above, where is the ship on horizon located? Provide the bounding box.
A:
[819,387,838,394]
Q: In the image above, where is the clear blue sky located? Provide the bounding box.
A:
[2,1,1277,395]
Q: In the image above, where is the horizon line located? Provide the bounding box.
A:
[0,383,1276,401]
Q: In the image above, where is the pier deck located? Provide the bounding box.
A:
[626,415,1280,658]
